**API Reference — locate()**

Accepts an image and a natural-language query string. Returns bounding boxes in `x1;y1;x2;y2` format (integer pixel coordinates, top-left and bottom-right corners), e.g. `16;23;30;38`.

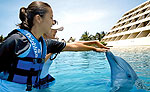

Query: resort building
102;1;150;46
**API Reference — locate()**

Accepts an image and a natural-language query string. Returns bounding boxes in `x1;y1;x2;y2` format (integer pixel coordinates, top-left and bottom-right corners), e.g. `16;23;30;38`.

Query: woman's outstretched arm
63;42;108;52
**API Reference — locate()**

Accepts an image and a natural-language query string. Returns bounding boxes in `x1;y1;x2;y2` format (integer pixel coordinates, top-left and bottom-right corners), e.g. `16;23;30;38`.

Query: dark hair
18;1;51;31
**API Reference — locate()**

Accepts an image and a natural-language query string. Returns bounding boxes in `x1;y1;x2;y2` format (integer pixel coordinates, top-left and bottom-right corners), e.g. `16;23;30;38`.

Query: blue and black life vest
6;29;47;91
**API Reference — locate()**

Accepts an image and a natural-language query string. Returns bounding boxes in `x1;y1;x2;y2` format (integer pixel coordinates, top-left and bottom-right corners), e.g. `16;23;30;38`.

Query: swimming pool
43;46;150;92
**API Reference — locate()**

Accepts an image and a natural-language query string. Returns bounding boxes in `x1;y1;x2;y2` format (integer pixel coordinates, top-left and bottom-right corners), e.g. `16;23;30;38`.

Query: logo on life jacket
26;33;39;58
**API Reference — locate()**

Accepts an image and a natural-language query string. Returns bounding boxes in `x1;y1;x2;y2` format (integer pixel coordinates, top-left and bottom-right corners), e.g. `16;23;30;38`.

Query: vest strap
13;68;41;76
26;68;34;91
17;57;45;64
7;68;41;81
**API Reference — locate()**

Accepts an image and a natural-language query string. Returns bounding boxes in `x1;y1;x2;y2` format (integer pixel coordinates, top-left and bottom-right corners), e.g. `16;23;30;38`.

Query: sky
0;0;147;41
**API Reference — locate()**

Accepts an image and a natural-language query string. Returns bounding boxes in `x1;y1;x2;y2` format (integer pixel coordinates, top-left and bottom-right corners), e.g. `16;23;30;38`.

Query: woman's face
44;29;57;39
40;7;53;34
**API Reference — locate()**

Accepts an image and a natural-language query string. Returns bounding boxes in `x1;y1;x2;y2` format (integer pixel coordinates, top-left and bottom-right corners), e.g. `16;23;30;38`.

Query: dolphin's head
105;51;138;91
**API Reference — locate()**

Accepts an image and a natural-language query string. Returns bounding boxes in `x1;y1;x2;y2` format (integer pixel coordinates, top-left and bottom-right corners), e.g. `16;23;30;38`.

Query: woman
0;1;109;92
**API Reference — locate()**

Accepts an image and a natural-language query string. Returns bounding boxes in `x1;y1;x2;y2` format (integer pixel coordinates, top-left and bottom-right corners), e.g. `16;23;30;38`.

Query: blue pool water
43;46;150;92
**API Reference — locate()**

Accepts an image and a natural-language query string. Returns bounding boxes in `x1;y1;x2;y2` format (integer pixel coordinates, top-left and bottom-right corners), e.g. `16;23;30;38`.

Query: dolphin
105;51;138;92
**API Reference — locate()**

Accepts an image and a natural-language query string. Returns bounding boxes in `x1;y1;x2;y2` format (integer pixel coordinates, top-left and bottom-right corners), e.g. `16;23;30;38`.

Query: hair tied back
19;7;27;22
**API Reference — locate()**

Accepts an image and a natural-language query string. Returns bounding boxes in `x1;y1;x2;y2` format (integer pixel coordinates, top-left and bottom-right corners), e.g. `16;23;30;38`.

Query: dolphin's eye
127;74;131;78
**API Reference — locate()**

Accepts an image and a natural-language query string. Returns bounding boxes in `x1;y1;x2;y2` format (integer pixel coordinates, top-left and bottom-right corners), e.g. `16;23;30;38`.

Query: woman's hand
76;41;110;50
95;48;109;52
45;53;53;62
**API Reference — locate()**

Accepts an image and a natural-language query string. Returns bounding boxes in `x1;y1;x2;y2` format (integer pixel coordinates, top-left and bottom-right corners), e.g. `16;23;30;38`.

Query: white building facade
102;1;150;46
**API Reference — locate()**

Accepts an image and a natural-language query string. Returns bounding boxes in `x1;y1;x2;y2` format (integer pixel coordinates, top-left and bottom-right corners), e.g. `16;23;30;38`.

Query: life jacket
6;29;47;91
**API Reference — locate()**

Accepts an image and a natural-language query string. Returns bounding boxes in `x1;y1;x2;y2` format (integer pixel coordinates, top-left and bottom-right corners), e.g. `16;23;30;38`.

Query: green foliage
100;41;107;46
79;31;106;41
79;31;91;41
